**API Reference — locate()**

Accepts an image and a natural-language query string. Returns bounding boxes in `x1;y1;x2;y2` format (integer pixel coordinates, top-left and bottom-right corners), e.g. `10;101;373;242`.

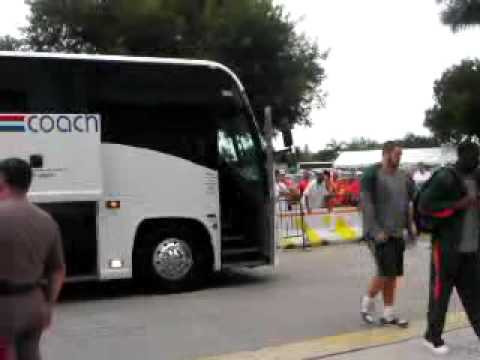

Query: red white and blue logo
0;114;99;134
0;114;25;132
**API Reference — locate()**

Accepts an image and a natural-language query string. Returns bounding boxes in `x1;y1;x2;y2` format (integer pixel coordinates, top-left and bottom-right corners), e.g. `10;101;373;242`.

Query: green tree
301;144;313;161
0;35;26;51
325;139;345;152
325;137;380;152
437;0;480;31
312;149;338;162
287;132;439;168
344;137;380;151
394;133;440;148
19;0;327;129
425;59;480;142
290;145;309;163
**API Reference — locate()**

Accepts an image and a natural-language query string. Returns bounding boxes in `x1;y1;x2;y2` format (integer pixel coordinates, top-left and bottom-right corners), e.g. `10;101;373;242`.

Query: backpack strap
362;163;382;204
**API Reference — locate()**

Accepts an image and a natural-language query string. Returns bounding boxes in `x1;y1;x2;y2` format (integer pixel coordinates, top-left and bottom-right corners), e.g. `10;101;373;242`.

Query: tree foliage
325;137;380;152
288;133;439;165
394;133;440;148
437;0;480;31
425;59;480;143
18;0;327;129
0;35;26;51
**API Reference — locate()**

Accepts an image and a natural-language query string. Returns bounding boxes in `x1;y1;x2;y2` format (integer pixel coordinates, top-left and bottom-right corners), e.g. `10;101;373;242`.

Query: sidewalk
199;312;472;360
317;328;479;360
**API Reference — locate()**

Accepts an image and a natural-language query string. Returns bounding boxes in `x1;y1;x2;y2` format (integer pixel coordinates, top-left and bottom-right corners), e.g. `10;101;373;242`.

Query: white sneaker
360;296;375;324
423;338;450;355
379;316;409;328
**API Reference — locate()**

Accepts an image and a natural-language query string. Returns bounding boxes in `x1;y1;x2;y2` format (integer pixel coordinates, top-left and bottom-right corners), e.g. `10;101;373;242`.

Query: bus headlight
109;259;124;269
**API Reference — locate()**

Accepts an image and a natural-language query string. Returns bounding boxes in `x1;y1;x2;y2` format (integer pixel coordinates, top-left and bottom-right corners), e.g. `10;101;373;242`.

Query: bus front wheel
136;229;209;291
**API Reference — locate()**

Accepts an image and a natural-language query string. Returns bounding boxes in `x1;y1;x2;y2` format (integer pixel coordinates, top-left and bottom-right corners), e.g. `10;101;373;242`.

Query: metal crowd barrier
276;197;307;249
276;198;363;248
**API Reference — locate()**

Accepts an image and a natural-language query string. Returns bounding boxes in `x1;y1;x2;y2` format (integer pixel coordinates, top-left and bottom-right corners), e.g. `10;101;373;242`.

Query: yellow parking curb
334;217;358;241
295;217;323;246
197;312;468;360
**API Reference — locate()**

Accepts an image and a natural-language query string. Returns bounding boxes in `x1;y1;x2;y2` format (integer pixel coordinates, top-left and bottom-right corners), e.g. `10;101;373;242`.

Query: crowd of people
275;162;438;214
274;168;361;213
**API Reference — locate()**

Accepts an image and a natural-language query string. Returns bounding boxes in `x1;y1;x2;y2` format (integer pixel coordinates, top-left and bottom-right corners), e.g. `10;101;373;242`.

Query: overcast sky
0;1;28;37
1;1;480;151
274;0;480;150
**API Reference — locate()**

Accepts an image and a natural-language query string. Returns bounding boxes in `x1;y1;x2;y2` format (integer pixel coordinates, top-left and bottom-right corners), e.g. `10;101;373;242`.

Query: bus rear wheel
136;229;209;291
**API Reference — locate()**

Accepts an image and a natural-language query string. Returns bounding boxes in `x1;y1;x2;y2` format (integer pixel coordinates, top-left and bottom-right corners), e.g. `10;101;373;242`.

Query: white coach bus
0;52;276;289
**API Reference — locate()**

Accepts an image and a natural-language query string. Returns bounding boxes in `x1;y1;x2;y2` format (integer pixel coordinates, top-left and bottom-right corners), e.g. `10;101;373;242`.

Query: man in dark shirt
0;158;65;360
419;142;480;355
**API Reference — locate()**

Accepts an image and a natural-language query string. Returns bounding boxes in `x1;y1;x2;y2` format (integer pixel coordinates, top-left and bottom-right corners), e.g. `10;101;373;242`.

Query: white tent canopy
334;147;457;169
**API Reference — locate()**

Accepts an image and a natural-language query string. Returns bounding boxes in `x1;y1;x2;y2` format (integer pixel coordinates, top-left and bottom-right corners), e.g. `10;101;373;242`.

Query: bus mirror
278;116;292;148
282;129;293;148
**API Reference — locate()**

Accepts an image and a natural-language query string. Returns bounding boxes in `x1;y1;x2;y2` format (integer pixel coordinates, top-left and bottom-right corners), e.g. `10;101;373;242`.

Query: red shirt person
298;171;312;195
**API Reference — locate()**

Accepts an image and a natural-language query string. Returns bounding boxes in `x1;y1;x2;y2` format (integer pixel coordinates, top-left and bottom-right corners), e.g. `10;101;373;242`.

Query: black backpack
413;167;464;234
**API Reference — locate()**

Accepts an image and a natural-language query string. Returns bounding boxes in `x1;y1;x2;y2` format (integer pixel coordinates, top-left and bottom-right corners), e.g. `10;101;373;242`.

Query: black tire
134;228;211;291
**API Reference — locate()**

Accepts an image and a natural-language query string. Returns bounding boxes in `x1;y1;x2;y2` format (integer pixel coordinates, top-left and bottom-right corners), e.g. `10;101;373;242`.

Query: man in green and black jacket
419;141;480;355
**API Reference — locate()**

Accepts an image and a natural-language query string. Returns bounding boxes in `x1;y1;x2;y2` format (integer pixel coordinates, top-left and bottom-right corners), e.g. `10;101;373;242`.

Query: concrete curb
198;312;468;360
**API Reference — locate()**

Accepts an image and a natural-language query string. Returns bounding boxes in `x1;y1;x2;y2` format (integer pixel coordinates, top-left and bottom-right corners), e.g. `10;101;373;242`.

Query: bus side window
0;91;27;112
219;130;238;164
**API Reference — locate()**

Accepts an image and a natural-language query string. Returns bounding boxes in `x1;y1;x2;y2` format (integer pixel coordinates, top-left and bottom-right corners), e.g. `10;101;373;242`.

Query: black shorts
371;237;405;277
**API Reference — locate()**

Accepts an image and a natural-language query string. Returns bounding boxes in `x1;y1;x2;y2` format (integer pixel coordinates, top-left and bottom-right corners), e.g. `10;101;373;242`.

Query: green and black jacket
418;167;480;271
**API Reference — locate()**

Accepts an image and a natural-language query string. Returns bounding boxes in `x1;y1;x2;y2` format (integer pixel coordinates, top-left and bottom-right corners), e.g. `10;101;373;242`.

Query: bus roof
0;51;245;92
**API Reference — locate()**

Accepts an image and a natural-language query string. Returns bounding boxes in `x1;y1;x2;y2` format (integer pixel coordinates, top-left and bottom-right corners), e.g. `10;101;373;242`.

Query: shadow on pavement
59;267;276;303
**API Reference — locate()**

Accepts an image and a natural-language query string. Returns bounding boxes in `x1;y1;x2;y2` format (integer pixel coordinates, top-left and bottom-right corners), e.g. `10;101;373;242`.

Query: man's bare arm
45;266;65;304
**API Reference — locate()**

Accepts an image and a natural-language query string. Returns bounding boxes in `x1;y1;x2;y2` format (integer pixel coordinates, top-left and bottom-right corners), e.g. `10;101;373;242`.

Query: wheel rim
152;238;194;281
